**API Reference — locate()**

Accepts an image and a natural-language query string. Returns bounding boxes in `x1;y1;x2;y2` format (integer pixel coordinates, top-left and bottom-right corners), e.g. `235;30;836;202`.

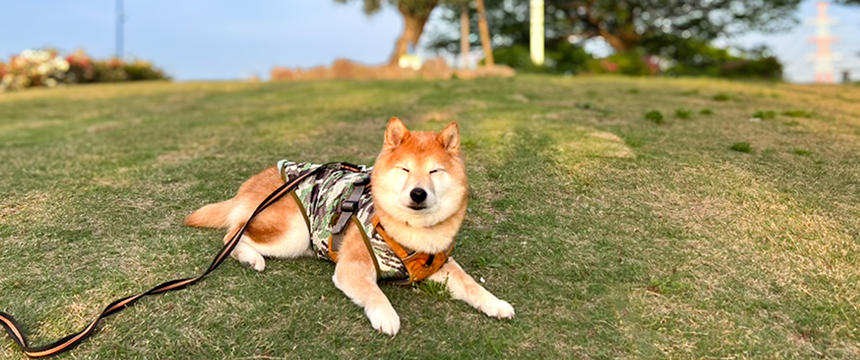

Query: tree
459;2;471;68
432;0;804;54
336;0;440;65
475;0;494;66
561;0;803;52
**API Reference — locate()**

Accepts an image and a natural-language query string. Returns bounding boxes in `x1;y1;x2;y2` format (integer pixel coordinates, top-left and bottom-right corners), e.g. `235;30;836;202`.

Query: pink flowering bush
1;49;69;91
1;49;169;92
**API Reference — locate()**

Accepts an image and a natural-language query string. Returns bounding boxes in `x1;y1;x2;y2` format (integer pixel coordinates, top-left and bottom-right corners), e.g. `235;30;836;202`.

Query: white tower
530;0;544;66
810;1;837;83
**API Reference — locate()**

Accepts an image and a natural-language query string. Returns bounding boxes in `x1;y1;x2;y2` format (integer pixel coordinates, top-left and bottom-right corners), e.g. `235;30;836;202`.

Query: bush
712;93;732;101
641;36;783;80
675;109;692;119
644;110;664;124
1;48;169;92
65;49;95;83
93;59;129;82
588;50;658;76
782;109;813;118
752;110;776;119
493;42;591;74
730;142;752;153
0;49;69;92
718;56;782;79
123;60;169;81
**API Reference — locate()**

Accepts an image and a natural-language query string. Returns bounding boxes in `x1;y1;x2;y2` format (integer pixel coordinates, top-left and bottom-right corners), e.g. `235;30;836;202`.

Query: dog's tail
184;200;233;229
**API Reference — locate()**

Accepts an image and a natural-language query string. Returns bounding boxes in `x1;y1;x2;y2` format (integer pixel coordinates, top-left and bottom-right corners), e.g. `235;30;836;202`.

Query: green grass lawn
1;76;858;359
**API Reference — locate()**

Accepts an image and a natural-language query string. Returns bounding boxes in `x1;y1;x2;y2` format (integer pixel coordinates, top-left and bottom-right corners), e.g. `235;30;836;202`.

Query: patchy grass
1;76;858;359
699;108;713;115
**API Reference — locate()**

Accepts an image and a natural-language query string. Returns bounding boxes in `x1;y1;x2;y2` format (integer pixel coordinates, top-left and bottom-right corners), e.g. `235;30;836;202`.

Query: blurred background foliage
427;0;814;78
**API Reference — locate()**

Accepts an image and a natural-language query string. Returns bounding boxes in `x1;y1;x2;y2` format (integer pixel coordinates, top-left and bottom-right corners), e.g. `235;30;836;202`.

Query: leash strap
0;162;359;358
329;175;369;253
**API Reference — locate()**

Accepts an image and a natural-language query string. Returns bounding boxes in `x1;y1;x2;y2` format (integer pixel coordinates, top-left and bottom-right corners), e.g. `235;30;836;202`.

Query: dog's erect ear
438;122;460;153
384;117;410;148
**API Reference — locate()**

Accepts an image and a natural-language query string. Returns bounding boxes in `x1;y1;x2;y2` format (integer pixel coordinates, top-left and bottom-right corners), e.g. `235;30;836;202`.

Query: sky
1;0;858;83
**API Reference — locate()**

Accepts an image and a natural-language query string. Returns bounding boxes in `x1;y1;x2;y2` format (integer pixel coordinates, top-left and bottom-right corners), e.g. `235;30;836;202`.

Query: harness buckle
341;200;358;212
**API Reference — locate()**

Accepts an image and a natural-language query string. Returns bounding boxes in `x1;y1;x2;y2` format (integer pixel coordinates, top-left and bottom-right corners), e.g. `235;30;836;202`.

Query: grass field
0;76;858;359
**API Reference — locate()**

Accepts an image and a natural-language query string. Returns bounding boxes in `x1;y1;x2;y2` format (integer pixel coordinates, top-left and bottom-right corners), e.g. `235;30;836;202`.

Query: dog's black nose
409;188;427;203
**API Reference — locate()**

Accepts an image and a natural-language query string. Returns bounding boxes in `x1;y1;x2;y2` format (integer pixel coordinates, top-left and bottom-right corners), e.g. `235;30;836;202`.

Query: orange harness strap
371;217;453;284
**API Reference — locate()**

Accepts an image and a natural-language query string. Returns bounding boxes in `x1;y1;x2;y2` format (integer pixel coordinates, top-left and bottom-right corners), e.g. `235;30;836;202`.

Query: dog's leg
427;257;515;319
331;230;400;335
224;230;266;272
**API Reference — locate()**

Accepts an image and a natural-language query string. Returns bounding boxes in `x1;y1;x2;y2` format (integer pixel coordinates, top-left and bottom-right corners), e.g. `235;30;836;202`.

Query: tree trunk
475;0;494;67
599;30;632;52
579;2;638;53
460;3;471;69
388;2;438;66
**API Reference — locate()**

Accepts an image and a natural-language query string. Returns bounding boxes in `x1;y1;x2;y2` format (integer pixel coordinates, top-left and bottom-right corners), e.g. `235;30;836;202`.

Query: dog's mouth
407;204;427;211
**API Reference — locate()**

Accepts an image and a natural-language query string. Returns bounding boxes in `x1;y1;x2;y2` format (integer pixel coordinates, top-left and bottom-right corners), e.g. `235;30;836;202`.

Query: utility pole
116;0;125;59
809;1;837;83
530;0;544;66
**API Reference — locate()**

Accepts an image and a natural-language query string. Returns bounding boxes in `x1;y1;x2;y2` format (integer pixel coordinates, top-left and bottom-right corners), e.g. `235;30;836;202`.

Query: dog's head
371;117;468;227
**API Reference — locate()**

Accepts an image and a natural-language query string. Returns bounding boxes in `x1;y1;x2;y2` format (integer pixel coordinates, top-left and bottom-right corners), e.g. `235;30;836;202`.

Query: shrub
0;49;69;92
1;48;169;92
719;56;782;79
644;110;664;124
730;142;752;153
643;36;783;80
675;109;692;119
65;49;96;83
492;42;591;74
712;93;731;101
700;108;713;115
588;50;658;76
782;109;813;118
93;58;129;82
123;60;169;81
752;110;776;119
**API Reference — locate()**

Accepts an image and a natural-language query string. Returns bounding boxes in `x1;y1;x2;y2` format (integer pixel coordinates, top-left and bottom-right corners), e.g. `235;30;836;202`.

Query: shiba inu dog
184;118;514;335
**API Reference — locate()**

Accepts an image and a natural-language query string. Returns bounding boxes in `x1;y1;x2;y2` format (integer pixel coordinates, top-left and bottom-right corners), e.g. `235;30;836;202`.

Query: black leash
0;162;361;358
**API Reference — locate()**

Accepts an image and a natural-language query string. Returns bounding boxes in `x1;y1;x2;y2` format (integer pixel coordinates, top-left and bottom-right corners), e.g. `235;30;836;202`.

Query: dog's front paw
480;298;515;319
365;304;400;336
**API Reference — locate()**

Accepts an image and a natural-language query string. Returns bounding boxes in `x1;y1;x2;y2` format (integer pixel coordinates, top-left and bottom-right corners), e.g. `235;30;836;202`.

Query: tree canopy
336;0;440;64
433;0;804;54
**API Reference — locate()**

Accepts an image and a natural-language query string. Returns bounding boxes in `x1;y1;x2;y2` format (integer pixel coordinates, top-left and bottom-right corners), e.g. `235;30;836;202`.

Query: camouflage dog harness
278;160;452;284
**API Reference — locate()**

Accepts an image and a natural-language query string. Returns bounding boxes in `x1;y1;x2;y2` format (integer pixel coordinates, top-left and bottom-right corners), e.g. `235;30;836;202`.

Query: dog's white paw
248;256;266;272
365;304;400;336
232;243;266;272
237;251;266;272
480;298;515;319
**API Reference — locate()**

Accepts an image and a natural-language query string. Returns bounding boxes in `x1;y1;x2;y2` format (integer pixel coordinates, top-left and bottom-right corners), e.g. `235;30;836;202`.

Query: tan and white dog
184;118;514;335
